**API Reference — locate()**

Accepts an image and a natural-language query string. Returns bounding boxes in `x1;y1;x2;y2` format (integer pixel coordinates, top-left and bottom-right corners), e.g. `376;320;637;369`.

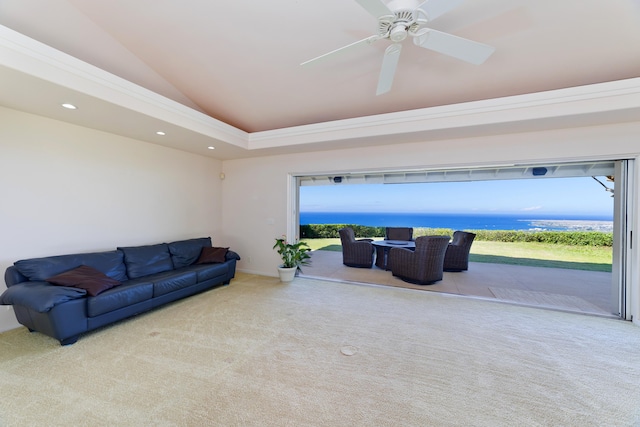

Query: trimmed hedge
299;224;613;247
299;224;383;239
467;230;612;246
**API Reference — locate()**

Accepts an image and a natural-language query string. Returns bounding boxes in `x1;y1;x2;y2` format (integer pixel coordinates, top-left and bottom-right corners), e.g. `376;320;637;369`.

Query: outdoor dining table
371;240;416;270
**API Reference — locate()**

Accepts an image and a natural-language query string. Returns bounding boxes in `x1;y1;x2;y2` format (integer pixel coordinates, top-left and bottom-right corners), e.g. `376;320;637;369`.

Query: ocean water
299;212;614;232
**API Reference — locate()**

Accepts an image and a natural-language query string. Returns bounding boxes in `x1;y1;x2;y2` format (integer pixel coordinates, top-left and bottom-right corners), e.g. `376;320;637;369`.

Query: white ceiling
1;0;640;160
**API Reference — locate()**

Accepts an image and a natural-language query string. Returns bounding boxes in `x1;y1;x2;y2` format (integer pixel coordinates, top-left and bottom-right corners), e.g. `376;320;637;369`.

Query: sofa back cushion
118;243;173;279
168;237;212;269
14;251;128;283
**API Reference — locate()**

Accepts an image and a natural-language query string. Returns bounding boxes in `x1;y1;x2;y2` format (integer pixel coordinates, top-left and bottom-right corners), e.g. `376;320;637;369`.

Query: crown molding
248;77;640;149
0;24;248;148
2;24;639;157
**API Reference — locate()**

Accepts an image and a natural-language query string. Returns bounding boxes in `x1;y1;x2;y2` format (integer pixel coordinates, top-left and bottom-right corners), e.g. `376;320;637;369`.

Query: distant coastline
527;219;613;232
299;212;614;232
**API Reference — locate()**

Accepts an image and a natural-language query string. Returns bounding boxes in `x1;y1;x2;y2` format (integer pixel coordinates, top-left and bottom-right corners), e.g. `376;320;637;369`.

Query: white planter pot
277;266;297;283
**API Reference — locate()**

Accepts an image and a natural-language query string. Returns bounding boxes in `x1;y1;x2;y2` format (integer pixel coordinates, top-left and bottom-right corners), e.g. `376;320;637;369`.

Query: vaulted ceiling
1;0;640;159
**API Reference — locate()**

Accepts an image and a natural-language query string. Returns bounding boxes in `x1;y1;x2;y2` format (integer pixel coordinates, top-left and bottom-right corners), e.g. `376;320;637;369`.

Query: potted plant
273;236;311;282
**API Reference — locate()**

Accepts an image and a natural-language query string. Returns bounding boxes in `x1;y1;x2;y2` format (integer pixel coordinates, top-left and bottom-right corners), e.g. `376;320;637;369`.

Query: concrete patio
300;250;617;317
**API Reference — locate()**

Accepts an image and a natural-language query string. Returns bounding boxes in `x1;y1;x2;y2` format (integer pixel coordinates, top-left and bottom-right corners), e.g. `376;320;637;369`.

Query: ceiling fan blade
301;35;380;66
354;0;393;19
417;0;465;21
414;29;495;64
376;43;402;96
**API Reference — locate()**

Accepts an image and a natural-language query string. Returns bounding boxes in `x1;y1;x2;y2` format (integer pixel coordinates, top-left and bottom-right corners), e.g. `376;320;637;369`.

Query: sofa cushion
145;270;198;297
196;247;229;264
168;237;212;269
118;243;173;279
87;281;154;317
14;251;128;282
46;265;122;297
189;263;230;282
0;281;87;313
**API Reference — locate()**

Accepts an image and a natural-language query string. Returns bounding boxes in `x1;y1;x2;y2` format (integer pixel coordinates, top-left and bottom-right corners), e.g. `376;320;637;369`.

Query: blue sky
300;177;614;216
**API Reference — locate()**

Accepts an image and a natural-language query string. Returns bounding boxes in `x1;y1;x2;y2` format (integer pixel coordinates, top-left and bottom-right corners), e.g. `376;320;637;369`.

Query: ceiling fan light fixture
389;24;408;42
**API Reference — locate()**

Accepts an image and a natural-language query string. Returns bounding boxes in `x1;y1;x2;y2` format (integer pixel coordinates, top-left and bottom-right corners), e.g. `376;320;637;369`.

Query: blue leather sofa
1;237;240;345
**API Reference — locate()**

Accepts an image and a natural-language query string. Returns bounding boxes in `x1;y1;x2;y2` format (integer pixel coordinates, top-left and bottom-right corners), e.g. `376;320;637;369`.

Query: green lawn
301;238;612;272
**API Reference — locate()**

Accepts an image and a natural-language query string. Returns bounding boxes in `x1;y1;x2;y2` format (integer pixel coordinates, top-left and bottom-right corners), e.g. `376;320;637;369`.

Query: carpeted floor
1;272;640;426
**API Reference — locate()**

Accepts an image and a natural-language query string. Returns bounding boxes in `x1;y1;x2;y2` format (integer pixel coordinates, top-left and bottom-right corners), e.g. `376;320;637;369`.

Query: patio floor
300;250;617;317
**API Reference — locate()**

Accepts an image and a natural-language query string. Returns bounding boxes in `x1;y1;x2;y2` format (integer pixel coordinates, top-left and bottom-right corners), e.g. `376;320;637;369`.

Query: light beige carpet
1;272;640;426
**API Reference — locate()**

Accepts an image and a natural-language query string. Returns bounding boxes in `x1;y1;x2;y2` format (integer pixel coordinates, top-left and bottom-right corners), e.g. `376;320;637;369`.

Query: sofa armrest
0;281;87;313
226;250;241;261
5;266;28;287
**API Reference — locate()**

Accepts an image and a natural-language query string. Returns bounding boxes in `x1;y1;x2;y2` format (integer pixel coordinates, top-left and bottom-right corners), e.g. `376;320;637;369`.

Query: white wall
2;106;639;331
221;120;640;323
0;106;223;332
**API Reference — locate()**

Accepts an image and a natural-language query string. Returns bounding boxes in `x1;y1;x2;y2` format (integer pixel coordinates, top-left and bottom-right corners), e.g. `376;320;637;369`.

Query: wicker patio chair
385;227;414;241
338;227;375;268
388;235;450;285
443;231;476;272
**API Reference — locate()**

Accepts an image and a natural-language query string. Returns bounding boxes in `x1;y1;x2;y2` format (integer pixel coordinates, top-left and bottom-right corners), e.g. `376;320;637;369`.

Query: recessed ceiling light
156;131;166;136
207;146;215;150
61;103;77;110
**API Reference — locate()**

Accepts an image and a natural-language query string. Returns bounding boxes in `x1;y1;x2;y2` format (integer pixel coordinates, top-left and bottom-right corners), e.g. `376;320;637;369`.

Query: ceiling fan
301;0;496;95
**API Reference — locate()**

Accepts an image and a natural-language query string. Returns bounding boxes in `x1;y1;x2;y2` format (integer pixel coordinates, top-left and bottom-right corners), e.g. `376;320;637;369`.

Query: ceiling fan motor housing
378;9;422;40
